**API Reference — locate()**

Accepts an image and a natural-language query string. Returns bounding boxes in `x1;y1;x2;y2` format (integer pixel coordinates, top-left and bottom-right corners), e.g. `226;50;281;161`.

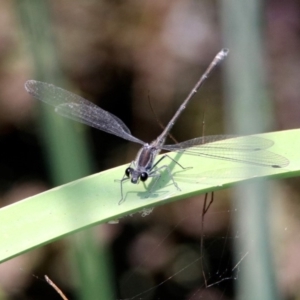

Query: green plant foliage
1;129;299;263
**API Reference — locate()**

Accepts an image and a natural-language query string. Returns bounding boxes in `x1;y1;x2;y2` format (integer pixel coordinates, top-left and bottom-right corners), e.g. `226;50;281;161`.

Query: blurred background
0;0;300;299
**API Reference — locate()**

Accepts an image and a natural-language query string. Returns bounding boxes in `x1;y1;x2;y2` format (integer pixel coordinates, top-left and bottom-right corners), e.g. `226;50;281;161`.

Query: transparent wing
25;80;145;145
163;135;289;168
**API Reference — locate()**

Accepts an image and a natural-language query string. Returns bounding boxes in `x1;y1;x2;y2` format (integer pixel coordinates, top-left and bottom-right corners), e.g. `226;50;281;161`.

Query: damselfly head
125;168;148;184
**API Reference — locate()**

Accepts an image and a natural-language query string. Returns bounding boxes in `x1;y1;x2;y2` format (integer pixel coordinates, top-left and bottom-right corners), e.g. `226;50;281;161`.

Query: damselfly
25;49;288;204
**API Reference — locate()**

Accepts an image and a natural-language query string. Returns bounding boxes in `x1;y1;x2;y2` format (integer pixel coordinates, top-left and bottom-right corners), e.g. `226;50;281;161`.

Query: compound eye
140;172;148;182
125;168;132;178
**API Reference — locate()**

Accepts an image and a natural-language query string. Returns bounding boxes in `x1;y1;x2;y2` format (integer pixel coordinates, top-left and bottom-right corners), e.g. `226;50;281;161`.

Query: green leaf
1;129;299;263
